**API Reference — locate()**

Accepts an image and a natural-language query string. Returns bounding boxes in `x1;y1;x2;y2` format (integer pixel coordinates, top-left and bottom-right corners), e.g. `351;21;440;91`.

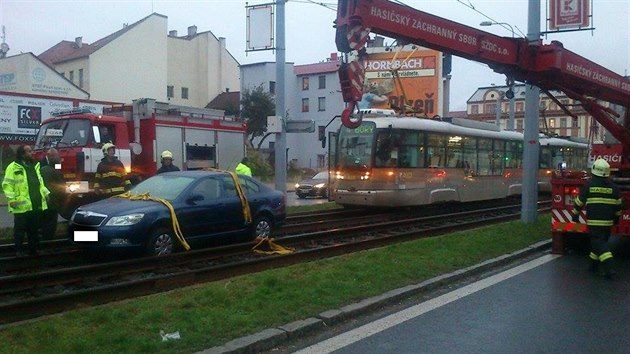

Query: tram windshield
337;122;376;168
35;119;91;149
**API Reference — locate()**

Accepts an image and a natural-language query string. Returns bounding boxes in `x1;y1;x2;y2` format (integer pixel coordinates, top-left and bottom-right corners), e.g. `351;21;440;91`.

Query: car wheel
146;227;174;256
297;193;307;199
252;216;273;240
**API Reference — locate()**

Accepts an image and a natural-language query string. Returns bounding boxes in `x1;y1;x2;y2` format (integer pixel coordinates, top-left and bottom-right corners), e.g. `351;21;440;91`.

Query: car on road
294;171;330;199
69;171;286;256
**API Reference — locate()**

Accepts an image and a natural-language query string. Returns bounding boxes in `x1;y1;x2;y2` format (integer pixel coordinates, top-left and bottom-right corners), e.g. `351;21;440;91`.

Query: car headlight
314;183;325;188
105;213;145;226
295;183;300;188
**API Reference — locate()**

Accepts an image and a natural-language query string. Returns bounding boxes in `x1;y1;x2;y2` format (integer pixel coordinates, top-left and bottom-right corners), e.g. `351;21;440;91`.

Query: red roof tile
294;60;340;76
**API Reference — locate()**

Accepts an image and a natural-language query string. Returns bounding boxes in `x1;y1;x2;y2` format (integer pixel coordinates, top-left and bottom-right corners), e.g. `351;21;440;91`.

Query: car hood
77;197;168;216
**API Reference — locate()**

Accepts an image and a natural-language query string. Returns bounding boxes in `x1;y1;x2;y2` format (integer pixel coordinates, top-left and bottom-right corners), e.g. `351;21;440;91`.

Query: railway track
0;202;550;325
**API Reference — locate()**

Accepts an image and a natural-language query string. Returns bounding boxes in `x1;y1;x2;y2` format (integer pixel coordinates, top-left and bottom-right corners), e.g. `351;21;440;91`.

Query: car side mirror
187;194;204;204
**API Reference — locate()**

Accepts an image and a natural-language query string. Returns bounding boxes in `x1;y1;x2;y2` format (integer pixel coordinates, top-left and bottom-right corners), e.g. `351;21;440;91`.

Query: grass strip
0;215;550;354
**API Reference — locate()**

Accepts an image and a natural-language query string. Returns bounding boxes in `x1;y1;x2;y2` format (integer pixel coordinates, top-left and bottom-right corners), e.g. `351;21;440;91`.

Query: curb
198;240;552;354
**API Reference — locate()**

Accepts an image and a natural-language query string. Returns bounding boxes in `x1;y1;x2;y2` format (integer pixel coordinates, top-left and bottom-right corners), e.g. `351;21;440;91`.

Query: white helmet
102;142;116;155
591;158;611;177
161;150;173;159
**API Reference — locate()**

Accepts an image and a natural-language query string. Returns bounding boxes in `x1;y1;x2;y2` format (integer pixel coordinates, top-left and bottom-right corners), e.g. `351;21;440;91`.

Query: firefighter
572;158;623;278
235;157;252;176
2;145;50;257
157;150;180;174
95;143;130;196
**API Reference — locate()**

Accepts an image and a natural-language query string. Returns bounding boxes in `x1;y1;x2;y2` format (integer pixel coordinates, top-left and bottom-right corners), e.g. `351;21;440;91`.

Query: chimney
330;52;338;61
225;88;230;93
168;30;178;37
75;37;83;48
187;25;197;36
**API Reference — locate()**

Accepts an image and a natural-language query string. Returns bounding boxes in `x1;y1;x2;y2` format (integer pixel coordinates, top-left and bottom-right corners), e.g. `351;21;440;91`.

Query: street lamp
479;21;515;38
480;21;517;130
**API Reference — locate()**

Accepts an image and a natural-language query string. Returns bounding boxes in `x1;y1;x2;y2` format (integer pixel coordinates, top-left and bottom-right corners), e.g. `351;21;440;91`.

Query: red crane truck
333;0;630;251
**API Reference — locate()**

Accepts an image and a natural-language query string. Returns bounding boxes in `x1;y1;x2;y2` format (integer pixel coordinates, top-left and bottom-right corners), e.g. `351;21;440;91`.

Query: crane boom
335;0;630;149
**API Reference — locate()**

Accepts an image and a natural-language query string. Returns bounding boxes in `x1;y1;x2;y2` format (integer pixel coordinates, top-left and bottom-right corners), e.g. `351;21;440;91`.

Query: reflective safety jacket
572;176;623;227
94;157;131;195
235;163;252;176
2;160;50;214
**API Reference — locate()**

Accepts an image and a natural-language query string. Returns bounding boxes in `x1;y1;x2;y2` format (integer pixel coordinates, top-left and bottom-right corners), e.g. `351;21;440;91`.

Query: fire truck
333;0;630;252
34;98;247;218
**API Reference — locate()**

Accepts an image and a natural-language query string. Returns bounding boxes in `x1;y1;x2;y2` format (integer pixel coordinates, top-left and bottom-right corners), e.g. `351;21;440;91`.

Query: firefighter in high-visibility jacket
94;143;131;196
572;158;623;278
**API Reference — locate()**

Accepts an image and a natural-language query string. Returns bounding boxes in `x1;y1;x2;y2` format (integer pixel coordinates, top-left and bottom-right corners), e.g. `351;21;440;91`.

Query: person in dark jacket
94;143;130;196
2;145;50;256
40;148;66;240
156;150;180;174
572;158;623;278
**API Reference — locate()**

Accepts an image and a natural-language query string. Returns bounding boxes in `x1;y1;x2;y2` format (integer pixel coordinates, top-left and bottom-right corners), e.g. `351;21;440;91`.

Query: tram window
540;147;552;168
505;141;522;168
463;149;477;176
427;134;447;168
492;140;505;175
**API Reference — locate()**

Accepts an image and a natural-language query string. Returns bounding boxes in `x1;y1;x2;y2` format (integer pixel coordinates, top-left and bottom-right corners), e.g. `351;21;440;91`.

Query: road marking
294;254;559;354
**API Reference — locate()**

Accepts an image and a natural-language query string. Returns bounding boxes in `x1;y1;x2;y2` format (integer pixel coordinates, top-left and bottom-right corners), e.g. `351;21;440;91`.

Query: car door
217;174;249;234
176;176;225;242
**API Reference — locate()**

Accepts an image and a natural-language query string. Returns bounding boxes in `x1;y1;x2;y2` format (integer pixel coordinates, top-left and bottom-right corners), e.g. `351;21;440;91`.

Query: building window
69;70;74;82
167;85;174;98
318;75;326;89
269;81;276;94
572;118;579;128
182;87;189;99
302;77;309;90
470;105;479;114
560;118;567;128
302;98;309;112
317;154;326;169
517;119;523;130
516;102;524;112
548;118;555;128
484;103;496;114
78;69;84;87
318;97;326;111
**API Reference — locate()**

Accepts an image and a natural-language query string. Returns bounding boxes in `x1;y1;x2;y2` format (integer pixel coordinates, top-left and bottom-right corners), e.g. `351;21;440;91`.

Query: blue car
69;171;286;256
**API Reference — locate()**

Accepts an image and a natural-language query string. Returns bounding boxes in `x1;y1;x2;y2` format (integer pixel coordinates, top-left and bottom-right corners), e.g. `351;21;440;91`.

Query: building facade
466;84;605;142
38;13;240;108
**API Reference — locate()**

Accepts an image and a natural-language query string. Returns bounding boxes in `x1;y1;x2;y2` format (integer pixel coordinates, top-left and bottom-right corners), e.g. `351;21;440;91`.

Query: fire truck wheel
146;227;174;256
252;216;273;240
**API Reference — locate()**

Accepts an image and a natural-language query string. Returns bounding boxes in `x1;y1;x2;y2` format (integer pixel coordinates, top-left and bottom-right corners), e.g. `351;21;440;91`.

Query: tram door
328;131;338;201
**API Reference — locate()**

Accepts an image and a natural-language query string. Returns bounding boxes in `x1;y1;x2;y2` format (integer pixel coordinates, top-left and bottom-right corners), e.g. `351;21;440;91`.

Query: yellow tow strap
114;192;191;251
252;236;295;255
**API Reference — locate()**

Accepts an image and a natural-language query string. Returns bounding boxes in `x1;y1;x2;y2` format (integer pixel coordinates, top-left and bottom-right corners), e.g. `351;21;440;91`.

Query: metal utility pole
274;0;287;192
521;0;541;223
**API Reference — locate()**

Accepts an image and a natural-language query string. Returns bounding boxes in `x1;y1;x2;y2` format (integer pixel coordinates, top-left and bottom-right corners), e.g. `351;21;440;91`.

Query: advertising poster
361;49;441;117
0;93;109;144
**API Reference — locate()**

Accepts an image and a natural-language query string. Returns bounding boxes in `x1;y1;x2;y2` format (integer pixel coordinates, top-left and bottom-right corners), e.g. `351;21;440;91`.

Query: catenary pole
521;0;541;223
274;0;287;192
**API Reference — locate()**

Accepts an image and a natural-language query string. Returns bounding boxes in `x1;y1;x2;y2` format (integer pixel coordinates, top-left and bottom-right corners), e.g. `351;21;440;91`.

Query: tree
240;84;275;148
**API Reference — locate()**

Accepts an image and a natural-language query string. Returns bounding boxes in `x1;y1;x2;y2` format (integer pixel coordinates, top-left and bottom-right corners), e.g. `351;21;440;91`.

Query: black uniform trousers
589;226;612;258
41;208;59;240
14;209;43;255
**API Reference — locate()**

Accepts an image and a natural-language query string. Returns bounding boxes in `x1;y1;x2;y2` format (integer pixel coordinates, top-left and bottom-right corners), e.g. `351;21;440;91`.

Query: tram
332;110;589;207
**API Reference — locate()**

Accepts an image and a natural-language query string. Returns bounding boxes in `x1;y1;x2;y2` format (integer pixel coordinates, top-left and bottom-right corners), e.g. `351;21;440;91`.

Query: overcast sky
1;0;629;111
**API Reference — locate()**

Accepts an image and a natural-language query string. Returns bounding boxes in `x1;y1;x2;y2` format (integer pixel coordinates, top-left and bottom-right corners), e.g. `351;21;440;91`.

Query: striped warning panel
551;208;588;233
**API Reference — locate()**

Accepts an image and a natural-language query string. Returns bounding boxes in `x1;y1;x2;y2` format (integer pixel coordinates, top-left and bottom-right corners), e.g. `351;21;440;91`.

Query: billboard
361;48;441;117
550;0;590;30
0;92;110;144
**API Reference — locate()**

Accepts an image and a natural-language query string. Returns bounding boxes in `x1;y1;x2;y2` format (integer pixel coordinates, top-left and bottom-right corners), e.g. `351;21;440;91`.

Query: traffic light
318;126;326;148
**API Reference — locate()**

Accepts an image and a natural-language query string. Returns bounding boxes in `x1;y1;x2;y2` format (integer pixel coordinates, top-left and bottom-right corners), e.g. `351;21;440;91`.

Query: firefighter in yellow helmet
94;143;130;196
572;158;623;278
157;150;180;174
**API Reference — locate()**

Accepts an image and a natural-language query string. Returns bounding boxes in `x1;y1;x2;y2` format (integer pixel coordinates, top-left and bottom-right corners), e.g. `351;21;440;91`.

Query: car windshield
130;175;196;200
312;171;328;180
